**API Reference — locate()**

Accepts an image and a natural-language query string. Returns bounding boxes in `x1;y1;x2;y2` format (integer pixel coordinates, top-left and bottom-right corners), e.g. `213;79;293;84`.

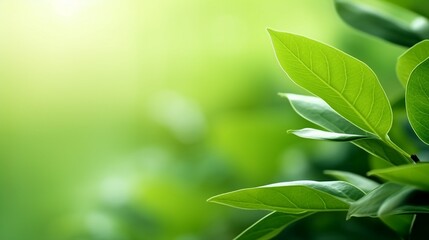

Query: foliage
209;1;429;239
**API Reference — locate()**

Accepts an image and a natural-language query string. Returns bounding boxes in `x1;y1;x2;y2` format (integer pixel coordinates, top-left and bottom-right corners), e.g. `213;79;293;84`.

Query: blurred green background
0;0;407;239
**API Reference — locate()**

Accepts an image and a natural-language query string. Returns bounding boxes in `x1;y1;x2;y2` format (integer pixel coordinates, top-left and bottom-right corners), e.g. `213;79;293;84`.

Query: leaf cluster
209;1;429;239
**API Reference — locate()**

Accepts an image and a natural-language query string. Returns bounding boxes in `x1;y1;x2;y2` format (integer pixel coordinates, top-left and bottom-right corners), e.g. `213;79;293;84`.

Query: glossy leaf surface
406;58;429;145
378;187;429;216
324;170;379;193
288;128;372;141
397;40;429;86
335;0;429;47
369;163;429;190
349;183;429;218
270;30;392;137
351;139;410;166
235;212;313;240
283;94;411;165
348;183;404;218
348;183;417;237
208;181;365;213
283;93;366;134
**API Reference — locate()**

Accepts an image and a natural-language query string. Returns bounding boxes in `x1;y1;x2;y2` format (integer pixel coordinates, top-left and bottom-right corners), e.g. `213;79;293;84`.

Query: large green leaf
369;163;429;190
335;0;429;47
406;58;429;145
324;170;379;193
288;128;373;141
269;30;392;138
208;181;365;213
234;212;313;240
397;40;429;86
283;94;411;165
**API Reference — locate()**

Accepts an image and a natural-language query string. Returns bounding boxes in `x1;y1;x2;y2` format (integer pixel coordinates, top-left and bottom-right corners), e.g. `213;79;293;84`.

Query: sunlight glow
53;0;86;17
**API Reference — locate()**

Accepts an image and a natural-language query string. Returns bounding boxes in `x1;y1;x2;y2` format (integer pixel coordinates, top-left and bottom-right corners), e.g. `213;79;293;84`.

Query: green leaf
283;93;367;134
383;0;429;20
288;128;372;141
347;183;404;218
378;187;429;216
234;212;313;240
380;215;416;238
334;0;429;47
349;183;429;218
406;57;429;145
351;139;410;166
324;170;379;193
282;93;411;165
269;30;392;138
369;163;429;190
397;40;429;86
348;183;417;237
208;181;365;213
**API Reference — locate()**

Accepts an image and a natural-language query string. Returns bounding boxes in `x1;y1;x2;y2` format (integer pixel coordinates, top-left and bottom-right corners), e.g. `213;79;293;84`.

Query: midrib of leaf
216;198;348;212
210;186;352;212
273;34;383;138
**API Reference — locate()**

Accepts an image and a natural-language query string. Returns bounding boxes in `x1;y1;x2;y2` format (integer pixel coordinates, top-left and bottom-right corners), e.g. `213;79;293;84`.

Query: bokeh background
0;0;410;239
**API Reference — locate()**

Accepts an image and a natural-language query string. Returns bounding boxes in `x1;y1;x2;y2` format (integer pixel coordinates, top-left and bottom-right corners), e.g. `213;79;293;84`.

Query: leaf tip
346;208;356;220
366;170;375;176
278;93;301;103
206;195;218;203
345;214;353;221
267;28;281;39
266;28;275;34
277;92;288;98
207;193;230;205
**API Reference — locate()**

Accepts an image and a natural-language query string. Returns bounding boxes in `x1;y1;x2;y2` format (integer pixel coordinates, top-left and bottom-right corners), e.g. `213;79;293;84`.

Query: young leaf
368;163;429;190
406;57;429;145
347;183;404;219
208;181;365;213
282;93;411;165
324;170;379;193
349;183;429;218
288;128;372;141
351;139;410;166
269;30;392;138
234;212;313;240
335;0;429;47
378;187;429;216
282;93;367;134
397;40;429;86
348;183;417;237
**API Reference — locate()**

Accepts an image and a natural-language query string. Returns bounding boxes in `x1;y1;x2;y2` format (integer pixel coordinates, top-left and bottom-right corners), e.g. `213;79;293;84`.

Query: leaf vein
273;34;381;136
365;84;375;119
340;58;347;94
323;51;330;85
353;69;365;105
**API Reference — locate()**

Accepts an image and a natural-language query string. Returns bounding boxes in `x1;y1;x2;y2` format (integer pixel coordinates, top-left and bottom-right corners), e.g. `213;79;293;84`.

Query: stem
384;135;415;164
411;154;420;163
